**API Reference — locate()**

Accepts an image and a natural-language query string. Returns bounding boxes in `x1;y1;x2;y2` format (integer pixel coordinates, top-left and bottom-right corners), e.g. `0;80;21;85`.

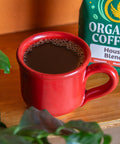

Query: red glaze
17;31;119;116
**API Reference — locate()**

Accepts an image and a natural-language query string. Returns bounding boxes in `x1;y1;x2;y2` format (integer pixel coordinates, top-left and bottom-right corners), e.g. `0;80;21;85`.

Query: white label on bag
90;44;120;62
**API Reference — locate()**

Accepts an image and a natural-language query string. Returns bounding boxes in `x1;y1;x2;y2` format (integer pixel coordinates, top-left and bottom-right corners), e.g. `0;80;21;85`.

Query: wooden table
0;24;120;129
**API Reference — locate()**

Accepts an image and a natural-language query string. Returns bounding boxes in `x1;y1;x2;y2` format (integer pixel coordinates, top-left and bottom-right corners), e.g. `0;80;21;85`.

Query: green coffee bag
79;0;120;75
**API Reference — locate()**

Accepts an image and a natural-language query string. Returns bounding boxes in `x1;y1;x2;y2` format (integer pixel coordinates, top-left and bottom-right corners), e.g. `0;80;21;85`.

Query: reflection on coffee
24;39;85;74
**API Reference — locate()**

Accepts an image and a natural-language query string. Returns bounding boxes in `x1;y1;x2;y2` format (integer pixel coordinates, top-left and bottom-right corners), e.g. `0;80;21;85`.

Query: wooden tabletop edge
99;119;120;129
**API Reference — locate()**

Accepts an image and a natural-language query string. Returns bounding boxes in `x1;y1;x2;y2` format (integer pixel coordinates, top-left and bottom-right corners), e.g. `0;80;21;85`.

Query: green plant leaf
63;132;103;144
37;137;50;144
0;50;10;73
64;120;103;134
16;129;52;144
0;134;32;144
103;134;112;144
0;107;111;144
0;126;17;135
14;107;64;134
16;129;50;139
57;120;111;144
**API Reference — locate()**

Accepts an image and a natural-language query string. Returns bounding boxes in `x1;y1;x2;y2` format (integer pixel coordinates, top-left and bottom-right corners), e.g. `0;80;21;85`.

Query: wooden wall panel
37;0;82;27
0;0;82;34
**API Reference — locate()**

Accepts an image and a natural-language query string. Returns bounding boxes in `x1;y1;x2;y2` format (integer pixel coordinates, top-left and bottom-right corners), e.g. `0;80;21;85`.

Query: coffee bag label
79;0;120;74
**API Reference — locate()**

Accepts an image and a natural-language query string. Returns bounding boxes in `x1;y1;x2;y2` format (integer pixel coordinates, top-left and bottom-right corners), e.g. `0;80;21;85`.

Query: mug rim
17;31;91;79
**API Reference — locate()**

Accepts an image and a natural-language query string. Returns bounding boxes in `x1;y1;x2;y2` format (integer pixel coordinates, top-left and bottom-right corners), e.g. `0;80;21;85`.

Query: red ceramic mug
17;31;119;116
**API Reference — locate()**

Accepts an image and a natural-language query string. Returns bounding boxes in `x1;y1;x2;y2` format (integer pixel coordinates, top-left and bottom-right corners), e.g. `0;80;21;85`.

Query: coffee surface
24;39;84;74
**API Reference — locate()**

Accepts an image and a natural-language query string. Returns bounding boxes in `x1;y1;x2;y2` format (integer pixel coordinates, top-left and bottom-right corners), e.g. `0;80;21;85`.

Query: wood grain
0;23;120;128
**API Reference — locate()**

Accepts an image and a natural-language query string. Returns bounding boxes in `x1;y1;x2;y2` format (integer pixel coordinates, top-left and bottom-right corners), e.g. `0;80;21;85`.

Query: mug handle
82;63;119;106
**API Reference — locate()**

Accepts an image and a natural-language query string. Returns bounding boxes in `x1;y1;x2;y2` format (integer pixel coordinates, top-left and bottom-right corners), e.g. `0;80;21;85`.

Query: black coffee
24;39;84;74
